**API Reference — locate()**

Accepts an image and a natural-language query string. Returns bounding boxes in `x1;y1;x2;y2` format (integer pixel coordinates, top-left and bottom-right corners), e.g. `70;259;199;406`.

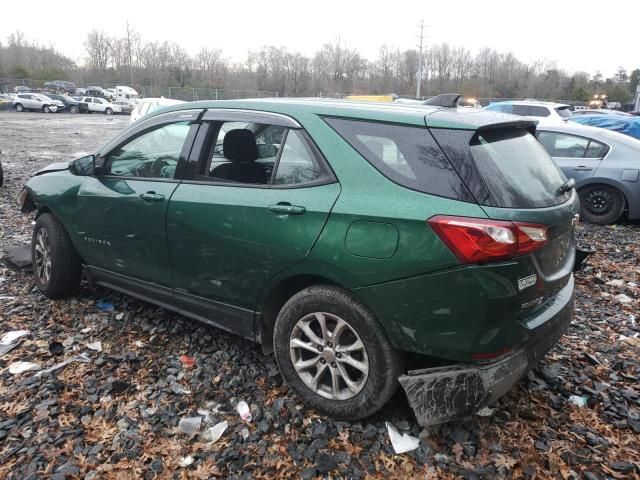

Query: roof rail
422;93;461;108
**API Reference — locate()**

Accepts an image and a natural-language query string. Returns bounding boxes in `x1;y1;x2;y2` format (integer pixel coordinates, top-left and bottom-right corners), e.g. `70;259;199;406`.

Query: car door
93;98;106;112
82;98;93;111
166;110;340;337
22;94;38;110
71;110;201;292
537;130;608;184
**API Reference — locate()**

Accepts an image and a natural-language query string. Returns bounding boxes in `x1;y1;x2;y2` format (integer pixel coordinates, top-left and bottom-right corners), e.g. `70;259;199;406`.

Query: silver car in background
12;93;65;113
536;122;640;224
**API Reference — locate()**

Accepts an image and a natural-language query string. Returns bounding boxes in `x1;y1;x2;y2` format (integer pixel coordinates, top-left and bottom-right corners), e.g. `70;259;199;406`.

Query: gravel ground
0;112;639;479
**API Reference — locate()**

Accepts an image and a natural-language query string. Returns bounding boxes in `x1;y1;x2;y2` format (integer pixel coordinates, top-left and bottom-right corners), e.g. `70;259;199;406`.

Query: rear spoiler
477;120;538;135
423;93;461;108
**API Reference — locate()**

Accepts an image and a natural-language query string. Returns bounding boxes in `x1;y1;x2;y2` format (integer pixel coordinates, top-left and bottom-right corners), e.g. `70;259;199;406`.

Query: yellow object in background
345;95;395;103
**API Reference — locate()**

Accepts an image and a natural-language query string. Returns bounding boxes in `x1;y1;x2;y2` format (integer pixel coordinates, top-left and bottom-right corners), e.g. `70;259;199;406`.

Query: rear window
469;129;570;208
324;117;474;201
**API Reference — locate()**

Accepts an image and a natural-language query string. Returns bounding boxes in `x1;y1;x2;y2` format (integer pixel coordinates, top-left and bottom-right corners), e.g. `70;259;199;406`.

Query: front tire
15;103;24;112
32;213;82;299
43;105;51;113
579;184;625;224
274;285;402;421
105;108;113;115
69;105;79;114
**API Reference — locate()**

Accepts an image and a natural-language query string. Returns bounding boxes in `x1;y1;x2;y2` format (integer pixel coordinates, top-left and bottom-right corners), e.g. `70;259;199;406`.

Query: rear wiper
557;178;575;195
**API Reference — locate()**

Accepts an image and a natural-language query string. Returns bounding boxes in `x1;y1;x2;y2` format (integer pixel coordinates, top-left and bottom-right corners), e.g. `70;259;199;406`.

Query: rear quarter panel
589;145;640;219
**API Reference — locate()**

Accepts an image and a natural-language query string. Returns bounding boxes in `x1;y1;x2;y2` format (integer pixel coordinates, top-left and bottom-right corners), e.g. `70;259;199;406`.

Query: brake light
427;215;548;264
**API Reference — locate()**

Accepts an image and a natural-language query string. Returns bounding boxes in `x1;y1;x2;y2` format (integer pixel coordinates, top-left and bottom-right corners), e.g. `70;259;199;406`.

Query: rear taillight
427;215;548;264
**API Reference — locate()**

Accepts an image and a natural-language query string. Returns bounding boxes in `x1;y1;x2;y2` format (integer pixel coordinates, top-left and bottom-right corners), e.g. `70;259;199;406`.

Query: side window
537;132;588;158
205;122;281;185
512;105;530;116
273;130;327;185
255;125;287;162
585;139;608;158
528;106;551;117
105;122;191;179
324;117;474;201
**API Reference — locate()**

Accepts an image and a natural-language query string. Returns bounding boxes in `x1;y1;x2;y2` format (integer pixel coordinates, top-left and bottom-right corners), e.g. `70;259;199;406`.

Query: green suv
19;98;578;425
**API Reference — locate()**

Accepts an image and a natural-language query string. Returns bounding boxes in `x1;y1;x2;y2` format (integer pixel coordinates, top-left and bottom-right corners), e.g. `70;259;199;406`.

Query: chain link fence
0;78;278;100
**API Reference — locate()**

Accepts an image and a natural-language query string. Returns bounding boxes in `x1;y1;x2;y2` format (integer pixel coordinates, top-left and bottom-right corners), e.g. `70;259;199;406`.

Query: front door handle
268;203;306;215
139;192;165;202
573;166;593;171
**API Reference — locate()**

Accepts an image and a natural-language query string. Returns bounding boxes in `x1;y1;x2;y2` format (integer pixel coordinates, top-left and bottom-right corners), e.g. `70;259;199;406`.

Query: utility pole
416;19;425;99
126;21;134;86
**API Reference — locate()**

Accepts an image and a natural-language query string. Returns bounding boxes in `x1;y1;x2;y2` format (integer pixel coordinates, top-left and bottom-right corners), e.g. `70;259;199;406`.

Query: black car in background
44;80;76;94
45;93;88;113
85;86;109;98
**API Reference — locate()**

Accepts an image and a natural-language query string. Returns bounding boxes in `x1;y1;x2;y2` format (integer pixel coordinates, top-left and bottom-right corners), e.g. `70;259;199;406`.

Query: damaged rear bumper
399;276;573;426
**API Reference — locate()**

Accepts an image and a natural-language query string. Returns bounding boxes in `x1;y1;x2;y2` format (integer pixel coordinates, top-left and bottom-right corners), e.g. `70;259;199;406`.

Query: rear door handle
573;166;593;171
268;203;306;215
139;192;165;202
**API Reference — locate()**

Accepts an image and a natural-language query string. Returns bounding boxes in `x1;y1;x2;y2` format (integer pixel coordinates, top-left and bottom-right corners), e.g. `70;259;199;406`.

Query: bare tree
84;30;111;73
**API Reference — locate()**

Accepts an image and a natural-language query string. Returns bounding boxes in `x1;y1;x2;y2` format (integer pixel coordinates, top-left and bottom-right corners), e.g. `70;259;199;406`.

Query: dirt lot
0;112;639;479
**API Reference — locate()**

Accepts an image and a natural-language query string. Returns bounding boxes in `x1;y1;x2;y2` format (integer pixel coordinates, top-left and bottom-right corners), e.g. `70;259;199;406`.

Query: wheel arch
256;273;343;354
577;179;630;211
32;205;86;263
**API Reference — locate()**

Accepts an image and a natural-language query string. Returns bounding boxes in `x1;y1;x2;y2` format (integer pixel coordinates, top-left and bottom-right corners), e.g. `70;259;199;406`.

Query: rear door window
273;130;327;185
512;105;530;116
527;106;551;117
323;117;474;201
537;131;609;158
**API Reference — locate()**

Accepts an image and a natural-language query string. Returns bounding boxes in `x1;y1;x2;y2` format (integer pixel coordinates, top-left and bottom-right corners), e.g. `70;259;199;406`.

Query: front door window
105;122;191;179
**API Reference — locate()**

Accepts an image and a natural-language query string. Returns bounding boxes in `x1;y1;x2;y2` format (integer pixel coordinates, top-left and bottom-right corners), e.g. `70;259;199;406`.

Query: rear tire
274;285;402;421
15;103;24;112
105;108;113;115
69;105;79;114
579;184;625;224
31;213;82;299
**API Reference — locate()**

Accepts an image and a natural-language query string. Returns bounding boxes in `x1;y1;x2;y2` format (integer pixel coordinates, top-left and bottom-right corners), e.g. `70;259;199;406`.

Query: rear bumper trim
399;279;573;426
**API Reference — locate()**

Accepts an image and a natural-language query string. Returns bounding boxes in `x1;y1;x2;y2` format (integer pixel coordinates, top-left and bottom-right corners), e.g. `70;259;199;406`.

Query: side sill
85;266;257;342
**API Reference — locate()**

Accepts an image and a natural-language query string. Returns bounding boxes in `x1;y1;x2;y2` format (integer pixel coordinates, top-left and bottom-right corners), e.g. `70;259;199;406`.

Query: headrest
223;129;258;162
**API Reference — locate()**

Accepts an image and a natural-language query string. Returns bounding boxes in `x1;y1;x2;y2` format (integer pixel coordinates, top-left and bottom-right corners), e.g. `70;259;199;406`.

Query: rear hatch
428;120;578;317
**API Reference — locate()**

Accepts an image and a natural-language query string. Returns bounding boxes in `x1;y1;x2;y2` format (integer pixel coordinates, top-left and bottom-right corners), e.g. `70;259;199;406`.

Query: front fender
19;187;37;213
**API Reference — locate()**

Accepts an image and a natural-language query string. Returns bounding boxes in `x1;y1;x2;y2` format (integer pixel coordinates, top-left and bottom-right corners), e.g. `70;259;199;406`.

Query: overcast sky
4;0;638;77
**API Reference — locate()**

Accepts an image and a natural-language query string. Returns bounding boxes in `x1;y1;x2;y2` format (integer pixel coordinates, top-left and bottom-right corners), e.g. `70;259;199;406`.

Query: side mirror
69;155;96;176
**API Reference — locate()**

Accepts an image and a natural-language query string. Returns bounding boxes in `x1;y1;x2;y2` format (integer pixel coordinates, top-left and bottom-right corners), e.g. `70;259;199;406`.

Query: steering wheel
149;155;175;177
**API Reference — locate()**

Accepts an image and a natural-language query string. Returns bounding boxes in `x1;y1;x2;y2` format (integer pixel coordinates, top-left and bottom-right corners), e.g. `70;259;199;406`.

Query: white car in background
12;93;65;113
130;97;185;123
484;100;572;123
80;97;122;115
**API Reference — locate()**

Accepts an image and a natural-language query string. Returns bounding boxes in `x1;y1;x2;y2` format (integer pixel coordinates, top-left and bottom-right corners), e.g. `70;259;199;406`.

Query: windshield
468;128;570;208
556;107;572;119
